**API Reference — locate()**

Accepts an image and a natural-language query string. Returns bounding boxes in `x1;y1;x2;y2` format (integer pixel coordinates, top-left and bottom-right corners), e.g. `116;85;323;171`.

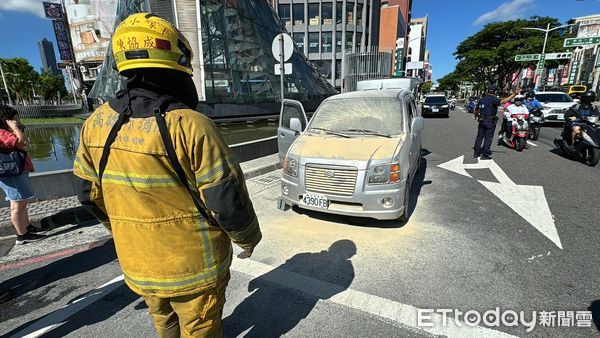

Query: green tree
421;81;433;94
39;72;68;101
0;58;39;104
453;16;575;91
438;71;463;93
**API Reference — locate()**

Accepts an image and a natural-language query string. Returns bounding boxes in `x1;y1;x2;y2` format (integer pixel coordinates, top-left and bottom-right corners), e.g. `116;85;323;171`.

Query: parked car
536;92;577;123
422;94;450;117
277;90;424;222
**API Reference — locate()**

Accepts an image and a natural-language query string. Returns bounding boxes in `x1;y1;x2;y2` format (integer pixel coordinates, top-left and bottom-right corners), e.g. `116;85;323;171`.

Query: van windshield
309;97;404;136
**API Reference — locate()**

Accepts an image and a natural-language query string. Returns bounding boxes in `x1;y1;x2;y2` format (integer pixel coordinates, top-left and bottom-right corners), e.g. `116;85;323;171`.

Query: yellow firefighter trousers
144;279;228;338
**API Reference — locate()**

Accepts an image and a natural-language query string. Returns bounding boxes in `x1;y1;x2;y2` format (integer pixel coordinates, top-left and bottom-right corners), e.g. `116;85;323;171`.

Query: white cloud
0;0;48;19
474;0;535;25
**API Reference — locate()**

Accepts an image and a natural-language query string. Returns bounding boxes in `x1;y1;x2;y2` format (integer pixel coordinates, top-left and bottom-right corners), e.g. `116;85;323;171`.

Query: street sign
274;63;292;75
535;55;545;75
568;61;580;84
515;54;540;62
394;47;404;77
406;61;424;70
43;2;63;19
57;63;68;69
545;52;572;60
271;33;294;63
564;36;600;47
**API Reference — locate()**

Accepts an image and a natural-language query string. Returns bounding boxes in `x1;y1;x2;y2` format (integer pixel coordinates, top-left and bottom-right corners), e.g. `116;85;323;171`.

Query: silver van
277;90;424;221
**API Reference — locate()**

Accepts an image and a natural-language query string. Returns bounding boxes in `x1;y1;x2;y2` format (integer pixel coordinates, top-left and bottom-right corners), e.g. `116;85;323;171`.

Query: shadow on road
39;284;143;338
223;240;356;338
590;300;600;332
38;206;99;237
0;239;117;324
291;150;431;229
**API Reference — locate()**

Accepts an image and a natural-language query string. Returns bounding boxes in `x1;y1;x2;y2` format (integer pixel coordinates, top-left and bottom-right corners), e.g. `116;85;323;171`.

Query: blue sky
0;0;598;79
411;0;600;81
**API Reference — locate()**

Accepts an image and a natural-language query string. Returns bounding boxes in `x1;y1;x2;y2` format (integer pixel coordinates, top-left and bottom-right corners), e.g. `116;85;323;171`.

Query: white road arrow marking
438;156;562;249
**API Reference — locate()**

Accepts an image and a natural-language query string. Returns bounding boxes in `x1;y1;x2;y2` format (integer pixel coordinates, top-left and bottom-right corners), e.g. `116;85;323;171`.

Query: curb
0;155;281;236
244;162;282;180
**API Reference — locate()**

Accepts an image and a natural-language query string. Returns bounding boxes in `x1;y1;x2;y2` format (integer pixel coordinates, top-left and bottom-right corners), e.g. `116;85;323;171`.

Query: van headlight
423;105;430;109
368;163;401;184
283;156;298;178
442;105;449;108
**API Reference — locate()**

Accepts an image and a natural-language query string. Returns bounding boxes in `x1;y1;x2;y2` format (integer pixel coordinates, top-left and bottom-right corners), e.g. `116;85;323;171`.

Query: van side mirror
411;117;424;132
290;117;303;133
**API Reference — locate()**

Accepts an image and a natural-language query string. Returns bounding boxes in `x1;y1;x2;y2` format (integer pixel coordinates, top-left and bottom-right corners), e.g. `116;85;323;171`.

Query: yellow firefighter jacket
73;100;261;297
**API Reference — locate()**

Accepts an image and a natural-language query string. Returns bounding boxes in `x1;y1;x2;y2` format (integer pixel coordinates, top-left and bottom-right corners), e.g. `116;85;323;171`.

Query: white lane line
14;257;516;338
231;258;516;337
14;275;125;338
527;141;538;147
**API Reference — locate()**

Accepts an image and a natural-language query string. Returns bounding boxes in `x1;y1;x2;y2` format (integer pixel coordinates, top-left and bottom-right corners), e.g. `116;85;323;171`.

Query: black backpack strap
98;106;130;182
153;96;218;226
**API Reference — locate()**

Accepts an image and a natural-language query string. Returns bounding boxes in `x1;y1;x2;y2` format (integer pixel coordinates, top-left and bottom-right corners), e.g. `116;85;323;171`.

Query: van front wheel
397;179;411;223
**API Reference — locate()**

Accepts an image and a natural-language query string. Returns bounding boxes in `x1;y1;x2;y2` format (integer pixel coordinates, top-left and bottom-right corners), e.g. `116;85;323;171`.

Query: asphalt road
0;106;598;337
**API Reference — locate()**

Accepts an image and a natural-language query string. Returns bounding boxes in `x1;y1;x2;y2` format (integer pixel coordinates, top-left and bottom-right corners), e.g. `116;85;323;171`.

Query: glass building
90;0;338;119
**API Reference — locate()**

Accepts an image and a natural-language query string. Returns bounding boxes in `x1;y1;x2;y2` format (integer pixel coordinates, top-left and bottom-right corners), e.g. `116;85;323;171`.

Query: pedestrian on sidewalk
73;13;261;337
473;85;518;160
0;105;45;244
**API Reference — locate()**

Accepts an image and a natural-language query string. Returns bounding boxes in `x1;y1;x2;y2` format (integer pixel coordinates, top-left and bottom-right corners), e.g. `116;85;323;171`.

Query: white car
536;92;577;123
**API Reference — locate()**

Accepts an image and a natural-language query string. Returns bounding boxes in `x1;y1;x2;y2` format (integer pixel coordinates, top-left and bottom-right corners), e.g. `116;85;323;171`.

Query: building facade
90;0;337;119
38;38;60;75
378;0;411;77
569;14;600;94
272;0;381;89
407;15;427;79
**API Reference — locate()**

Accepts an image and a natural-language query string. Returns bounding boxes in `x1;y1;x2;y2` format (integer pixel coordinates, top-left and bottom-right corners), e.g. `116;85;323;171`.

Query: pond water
27;121;278;172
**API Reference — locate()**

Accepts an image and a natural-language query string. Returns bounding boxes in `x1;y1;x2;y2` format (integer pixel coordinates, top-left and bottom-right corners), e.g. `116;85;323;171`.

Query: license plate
432;107;439;112
302;193;329;209
556;114;564;120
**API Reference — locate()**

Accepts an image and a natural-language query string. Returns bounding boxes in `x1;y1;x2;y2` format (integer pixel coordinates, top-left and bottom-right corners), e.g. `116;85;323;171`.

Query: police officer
74;13;261;337
473;85;518;160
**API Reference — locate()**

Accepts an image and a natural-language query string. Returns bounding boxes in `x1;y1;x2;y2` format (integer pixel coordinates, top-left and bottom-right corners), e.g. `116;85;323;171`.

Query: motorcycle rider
468;97;476;114
524;90;543;112
449;95;457;109
564;90;600;149
503;94;529;137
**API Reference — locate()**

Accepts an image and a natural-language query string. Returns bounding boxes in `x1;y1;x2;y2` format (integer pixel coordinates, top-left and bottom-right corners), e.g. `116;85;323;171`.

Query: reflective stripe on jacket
74;102;261;297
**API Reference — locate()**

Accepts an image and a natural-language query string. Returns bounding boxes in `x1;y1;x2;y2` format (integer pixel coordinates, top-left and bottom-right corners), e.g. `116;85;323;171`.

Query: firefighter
73;13;261;337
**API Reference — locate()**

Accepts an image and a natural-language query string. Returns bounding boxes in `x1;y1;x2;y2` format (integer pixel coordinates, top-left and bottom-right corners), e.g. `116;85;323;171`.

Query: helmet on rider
514;94;525;106
526;90;536;100
580;90;596;105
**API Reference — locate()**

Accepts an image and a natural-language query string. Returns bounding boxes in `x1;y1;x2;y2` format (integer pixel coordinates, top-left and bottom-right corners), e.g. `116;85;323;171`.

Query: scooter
450;101;456;110
528;108;544;141
501;111;530;152
554;115;600;167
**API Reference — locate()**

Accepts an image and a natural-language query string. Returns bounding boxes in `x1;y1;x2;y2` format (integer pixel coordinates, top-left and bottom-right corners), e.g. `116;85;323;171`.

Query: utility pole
523;23;575;91
0;61;13;106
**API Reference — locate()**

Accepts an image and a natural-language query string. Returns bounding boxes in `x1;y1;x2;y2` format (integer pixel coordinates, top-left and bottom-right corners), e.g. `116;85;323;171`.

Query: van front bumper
280;176;406;221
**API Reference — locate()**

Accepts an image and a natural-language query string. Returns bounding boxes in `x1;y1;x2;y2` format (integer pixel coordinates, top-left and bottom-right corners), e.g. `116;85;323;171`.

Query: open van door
278;99;308;163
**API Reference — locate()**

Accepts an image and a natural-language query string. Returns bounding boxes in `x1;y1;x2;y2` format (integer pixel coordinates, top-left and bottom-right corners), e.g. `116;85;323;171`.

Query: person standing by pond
0;106;45;244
